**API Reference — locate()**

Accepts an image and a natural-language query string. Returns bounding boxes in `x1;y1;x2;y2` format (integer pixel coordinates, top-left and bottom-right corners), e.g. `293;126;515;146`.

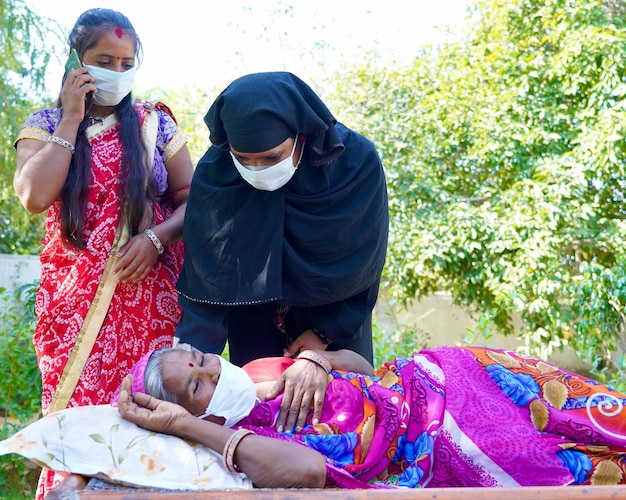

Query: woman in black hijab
176;72;388;390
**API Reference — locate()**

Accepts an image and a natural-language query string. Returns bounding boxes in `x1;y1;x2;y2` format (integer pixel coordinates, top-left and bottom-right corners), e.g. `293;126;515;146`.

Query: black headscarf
205;72;344;164
177;72;388;307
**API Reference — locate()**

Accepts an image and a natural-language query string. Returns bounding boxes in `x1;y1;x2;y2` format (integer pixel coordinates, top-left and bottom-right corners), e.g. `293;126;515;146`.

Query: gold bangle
223;429;255;473
144;228;164;254
46;135;75;154
297;350;331;374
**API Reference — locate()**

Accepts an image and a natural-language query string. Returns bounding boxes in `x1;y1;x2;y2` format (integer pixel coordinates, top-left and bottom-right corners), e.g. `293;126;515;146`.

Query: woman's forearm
148;201;186;246
175;416;326;488
235;434;326;488
320;349;374;375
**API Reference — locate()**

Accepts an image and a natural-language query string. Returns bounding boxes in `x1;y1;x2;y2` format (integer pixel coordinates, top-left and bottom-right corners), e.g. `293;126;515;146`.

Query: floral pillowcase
0;404;252;491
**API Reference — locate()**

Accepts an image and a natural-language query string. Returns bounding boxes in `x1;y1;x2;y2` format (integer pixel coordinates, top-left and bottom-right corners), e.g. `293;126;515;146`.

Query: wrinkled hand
113;232;160;282
265;358;329;433
117;375;189;435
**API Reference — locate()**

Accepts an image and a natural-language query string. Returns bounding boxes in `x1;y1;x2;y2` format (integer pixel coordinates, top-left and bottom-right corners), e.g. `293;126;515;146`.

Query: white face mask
197;356;257;428
230;136;303;191
86;65;136;106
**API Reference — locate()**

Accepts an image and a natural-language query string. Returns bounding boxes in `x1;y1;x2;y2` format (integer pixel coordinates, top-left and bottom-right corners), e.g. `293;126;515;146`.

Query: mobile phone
65;49;82;73
64;49;94;115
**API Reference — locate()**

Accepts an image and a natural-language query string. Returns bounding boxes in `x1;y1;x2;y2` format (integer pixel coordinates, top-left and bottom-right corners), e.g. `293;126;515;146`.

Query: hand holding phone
64;49;94;115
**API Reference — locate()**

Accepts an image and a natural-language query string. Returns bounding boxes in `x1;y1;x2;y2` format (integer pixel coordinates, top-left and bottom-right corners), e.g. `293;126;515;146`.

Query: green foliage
0;185;44;255
0;281;41;498
0;0;51;165
0;0;63;255
0;281;40;424
328;0;626;389
0;0;59;169
568;256;626;389
0;456;39;500
373;296;430;367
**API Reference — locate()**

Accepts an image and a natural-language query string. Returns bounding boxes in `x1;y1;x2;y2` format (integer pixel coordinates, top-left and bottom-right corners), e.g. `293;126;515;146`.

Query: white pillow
0;405;252;491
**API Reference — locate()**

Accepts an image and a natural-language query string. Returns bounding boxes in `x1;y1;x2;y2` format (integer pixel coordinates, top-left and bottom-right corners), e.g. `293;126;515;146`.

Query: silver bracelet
144;228;164;254
46;135;75;154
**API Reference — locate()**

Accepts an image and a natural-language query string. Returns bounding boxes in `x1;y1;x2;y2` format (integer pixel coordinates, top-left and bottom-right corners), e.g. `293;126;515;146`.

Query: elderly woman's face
160;349;221;416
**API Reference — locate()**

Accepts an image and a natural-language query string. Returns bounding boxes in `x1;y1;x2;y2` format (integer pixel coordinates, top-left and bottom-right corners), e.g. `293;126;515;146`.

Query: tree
0;0;63;254
328;0;626;388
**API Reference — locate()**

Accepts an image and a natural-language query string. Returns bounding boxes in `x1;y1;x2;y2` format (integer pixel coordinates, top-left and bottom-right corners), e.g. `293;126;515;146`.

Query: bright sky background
25;0;471;98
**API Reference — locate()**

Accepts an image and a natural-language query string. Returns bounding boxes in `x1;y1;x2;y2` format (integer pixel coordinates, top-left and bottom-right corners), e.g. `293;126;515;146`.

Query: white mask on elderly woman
197;356;257;428
230;136;303;191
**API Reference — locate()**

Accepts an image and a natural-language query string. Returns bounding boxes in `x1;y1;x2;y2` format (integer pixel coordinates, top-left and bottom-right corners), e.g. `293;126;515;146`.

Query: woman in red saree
13;8;194;498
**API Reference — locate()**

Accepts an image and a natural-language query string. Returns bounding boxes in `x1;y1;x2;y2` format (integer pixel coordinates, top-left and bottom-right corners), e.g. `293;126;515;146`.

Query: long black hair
58;8;150;248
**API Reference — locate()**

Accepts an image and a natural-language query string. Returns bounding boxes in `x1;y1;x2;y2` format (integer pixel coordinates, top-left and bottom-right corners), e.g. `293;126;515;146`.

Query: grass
0;456;40;499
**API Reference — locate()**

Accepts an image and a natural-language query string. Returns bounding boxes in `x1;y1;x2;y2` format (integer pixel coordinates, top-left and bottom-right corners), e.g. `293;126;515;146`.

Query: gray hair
143;347;184;403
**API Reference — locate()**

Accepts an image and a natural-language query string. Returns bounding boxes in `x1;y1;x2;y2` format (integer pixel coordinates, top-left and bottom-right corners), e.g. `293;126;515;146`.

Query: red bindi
115;27;123;38
189;362;194;367
116;56;120;60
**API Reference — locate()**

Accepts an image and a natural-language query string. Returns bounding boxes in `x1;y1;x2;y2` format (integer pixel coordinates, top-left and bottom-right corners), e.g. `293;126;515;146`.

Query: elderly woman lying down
56;345;626;492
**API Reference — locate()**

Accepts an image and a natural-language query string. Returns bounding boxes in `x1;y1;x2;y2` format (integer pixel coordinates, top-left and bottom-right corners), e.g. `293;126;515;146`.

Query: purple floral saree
241;346;626;489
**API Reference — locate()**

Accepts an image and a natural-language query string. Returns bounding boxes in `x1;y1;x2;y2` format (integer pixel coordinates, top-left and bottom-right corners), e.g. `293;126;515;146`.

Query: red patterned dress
15;102;186;497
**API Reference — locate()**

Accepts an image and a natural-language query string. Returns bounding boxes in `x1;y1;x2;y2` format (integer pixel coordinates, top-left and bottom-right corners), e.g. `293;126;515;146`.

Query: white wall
0;253;40;291
376;289;590;373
